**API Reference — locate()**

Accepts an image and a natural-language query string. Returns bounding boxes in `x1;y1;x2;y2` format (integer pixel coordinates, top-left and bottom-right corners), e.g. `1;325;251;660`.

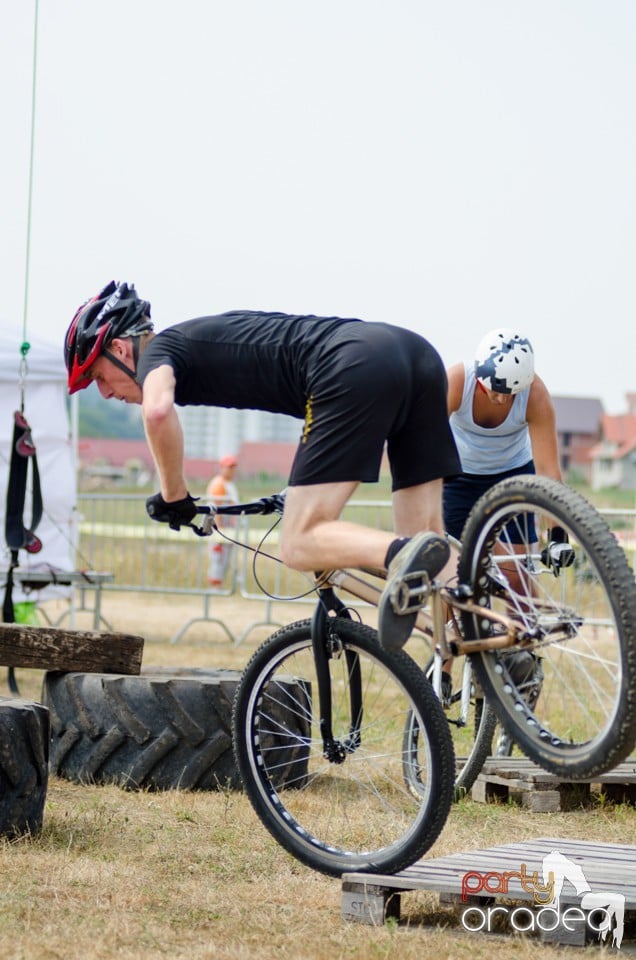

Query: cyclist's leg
379;481;452;652
280;478;453;576
392;479;444;536
392;479;458;582
280;481;396;571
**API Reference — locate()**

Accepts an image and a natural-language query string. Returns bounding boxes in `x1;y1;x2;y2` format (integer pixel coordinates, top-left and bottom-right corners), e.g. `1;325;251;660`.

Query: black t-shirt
136;310;362;417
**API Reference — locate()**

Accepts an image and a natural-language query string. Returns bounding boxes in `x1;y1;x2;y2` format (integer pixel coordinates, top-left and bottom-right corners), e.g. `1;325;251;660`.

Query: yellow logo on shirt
302;395;314;443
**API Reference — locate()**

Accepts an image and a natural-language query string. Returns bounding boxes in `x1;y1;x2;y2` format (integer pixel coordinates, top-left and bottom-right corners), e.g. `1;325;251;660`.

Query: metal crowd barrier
73;493;394;644
72;493;635;645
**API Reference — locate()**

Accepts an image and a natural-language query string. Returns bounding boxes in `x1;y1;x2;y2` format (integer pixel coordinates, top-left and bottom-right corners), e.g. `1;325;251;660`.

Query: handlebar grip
208;492;286;517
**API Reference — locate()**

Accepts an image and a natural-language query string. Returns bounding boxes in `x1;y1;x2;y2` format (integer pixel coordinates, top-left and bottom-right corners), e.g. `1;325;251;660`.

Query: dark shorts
288;322;461;490
443;461;537;542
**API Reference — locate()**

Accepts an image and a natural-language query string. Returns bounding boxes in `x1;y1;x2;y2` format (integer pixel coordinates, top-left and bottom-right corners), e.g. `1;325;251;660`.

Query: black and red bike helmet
64;281;153;393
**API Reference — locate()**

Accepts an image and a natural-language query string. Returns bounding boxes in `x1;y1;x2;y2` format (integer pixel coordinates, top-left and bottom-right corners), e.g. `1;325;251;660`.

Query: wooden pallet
471;757;636;812
342;837;636;946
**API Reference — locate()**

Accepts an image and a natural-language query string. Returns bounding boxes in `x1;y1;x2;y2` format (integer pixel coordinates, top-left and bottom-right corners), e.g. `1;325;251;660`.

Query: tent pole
22;0;40;340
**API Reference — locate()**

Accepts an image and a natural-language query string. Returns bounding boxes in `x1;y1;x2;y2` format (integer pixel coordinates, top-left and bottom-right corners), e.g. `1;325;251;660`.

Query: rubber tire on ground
0;697;49;838
43;668;250;791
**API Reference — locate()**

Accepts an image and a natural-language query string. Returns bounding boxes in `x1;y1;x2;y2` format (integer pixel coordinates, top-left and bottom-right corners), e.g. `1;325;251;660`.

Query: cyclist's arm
446;362;465;415
141;364;189;501
526;376;563;482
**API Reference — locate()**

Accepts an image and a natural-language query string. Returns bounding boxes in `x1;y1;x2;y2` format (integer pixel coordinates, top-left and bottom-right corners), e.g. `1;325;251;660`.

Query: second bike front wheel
459;475;636;779
232;618;455;878
403;655;498;801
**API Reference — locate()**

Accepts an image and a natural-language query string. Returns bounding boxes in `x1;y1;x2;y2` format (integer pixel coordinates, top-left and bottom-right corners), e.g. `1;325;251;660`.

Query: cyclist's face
87;342;142;404
483;386;514;406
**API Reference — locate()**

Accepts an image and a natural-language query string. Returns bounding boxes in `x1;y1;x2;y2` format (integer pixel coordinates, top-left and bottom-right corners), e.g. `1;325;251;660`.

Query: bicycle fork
311;584;363;764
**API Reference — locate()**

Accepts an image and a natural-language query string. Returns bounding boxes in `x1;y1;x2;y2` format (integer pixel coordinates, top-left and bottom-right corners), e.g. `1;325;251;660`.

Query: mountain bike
181;475;636;877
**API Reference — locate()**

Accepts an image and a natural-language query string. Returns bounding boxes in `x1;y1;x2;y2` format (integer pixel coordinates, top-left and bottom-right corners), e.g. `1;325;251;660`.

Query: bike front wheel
232;618;455;877
459;475;636;778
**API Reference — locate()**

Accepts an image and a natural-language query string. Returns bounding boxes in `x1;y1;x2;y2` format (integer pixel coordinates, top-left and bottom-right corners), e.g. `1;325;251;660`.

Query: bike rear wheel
403;655;498;800
232;618;455;877
459;475;636;778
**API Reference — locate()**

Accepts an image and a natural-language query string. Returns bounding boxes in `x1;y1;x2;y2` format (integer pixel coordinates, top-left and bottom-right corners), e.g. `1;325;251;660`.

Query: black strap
2;556;20;694
3;411;44;696
5;411;43;552
2;551;17;624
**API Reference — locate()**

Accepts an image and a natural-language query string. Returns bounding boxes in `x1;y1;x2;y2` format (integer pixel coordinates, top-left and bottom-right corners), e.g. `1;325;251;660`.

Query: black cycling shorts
288;322;460;490
443;461;537;542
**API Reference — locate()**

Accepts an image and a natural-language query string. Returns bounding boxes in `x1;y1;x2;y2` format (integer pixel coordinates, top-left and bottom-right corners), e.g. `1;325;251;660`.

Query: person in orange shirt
206;454;239;587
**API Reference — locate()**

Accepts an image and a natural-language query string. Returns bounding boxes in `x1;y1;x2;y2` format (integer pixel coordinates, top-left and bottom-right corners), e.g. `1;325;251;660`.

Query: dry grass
1;592;634;959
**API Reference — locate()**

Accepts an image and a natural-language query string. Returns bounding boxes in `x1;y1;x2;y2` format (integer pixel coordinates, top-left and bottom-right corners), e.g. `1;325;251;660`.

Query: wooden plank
480;757;636;784
342;838;636;914
477;773;558;790
472;759;636;811
518;788;562;812
0;624;143;674
480;761;557;784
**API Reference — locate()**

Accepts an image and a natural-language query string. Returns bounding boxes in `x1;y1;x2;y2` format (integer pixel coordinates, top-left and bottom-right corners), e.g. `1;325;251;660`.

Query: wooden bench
13;569;115;632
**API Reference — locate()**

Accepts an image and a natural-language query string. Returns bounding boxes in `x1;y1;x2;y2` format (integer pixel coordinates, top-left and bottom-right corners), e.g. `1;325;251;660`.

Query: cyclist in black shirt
64;281;461;650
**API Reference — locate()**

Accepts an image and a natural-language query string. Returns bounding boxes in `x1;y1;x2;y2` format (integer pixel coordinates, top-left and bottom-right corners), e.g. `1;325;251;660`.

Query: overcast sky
2;1;635;413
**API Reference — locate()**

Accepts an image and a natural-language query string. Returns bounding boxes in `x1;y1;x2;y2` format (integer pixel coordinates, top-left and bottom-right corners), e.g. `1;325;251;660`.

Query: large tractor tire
0;697;49;837
42;668;307;792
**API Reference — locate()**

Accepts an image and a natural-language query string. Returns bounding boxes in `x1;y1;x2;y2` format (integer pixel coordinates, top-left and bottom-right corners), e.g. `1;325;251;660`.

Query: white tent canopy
0;328;76;603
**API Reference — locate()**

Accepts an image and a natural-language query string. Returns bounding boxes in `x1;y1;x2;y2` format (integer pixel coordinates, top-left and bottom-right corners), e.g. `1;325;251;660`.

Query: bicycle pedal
389;571;432;615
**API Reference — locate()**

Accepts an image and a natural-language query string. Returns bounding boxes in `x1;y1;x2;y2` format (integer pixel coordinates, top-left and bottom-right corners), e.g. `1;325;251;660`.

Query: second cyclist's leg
376;332;461;652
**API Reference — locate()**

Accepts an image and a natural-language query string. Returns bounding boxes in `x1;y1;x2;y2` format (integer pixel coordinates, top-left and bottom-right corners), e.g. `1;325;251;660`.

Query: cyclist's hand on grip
146;492;199;530
541;526;575;574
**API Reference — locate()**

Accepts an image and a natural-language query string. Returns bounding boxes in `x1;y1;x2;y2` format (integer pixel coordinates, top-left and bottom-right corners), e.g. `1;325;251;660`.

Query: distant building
589;408;636;491
79;394;636;491
179;407;301;461
551;396;604;482
77;438;215;489
76;436;299;490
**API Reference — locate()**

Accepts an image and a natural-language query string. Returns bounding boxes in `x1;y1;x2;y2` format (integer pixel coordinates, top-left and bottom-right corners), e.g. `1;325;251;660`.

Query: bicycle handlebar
199;492;286;517
184;492;286;536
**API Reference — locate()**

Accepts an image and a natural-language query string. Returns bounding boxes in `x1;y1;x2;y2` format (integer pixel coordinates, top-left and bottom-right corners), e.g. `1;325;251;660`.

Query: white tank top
450;363;532;474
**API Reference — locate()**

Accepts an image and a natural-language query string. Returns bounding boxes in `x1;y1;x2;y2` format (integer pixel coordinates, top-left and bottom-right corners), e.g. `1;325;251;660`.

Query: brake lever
184;515;217;537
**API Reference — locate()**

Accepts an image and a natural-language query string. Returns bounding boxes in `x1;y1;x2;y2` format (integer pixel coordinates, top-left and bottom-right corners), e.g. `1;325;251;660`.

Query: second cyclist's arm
446;362;465;415
526;376;563;482
142;364;189;502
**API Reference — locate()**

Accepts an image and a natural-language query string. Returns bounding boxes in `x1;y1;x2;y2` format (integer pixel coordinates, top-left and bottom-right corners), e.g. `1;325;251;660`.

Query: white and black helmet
474;328;535;395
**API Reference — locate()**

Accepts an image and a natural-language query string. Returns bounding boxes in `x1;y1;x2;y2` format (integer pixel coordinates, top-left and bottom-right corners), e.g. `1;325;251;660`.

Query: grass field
1;592;634;959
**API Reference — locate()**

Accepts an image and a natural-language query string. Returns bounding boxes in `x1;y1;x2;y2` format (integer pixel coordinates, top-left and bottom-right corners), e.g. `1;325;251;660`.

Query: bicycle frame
187;495;562;759
310;584;363;762
327;566;536;656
